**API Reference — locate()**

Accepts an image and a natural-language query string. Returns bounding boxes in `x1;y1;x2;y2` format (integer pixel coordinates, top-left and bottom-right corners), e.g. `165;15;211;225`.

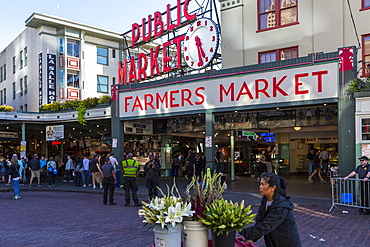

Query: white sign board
46;125;64;141
119;63;338;118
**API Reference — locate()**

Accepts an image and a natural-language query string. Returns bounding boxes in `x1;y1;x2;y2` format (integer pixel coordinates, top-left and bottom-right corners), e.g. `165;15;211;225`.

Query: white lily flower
164;206;183;227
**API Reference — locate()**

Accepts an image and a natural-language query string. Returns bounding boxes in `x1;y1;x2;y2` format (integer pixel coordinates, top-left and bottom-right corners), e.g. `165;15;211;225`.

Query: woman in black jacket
239;172;301;247
9;158;21;200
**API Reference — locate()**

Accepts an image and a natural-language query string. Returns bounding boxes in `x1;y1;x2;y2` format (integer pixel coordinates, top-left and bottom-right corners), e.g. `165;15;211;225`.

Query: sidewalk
0;173;332;206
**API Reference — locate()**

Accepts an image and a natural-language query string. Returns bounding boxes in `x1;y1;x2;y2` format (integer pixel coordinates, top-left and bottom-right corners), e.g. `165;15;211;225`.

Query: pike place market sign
118;0;220;84
119;63;338;118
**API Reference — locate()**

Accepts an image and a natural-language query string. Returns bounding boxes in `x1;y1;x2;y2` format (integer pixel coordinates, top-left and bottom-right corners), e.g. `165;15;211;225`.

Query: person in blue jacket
239;172;301;247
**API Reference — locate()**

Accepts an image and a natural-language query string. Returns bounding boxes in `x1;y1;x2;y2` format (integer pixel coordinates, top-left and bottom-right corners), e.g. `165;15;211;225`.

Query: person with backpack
9;157;22;199
46;156;57;187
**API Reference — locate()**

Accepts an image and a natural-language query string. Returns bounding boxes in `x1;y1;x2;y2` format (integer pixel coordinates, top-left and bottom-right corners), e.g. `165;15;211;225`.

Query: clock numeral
210;26;214;31
212;36;215;42
184;47;188;51
186;36;189;41
198;61;202;66
210;47;213;52
197;21;201;26
205;21;208;26
191;61;194;66
190;27;194;32
205;57;209;62
186;56;189;61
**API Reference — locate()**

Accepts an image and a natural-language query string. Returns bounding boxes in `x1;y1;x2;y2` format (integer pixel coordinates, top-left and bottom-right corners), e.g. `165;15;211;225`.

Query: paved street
0;174;369;246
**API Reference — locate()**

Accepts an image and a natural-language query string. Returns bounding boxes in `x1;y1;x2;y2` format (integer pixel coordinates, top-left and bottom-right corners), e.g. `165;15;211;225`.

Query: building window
67;39;80;57
24;104;27;112
362;35;370;76
13;57;16;74
0;66;2;82
97;75;109;93
67;72;80;88
3;88;6;104
3;64;6;80
24;76;28;95
20;78;23;96
20;106;23;112
20;50;24;69
112;49;116;58
59;38;64;54
97;47;108;65
0;90;3;105
259;46;298;63
24;47;28;67
12;82;16;99
112;77;116;85
363;0;370;9
258;0;298;31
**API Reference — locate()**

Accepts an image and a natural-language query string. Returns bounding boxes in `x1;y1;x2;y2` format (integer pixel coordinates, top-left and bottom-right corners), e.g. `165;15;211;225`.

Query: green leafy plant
77;104;87;125
348;76;370;92
98;95;112;104
185;172;225;220
0;105;15;112
199;199;255;236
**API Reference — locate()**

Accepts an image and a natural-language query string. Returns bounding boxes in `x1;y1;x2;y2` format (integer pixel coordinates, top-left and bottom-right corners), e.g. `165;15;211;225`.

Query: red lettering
172;35;185;68
272;76;288;97
181;89;193;106
132;96;144;111
195;87;205;105
137;53;148;81
144;94;154;110
166;4;175;31
184;0;196;20
162;41;172;72
150;46;161;77
177;0;181;26
124;96;133;112
169;90;180;107
131;23;140;47
118;61;126;85
220;83;235;102
312;70;328;93
142;16;152;42
153;12;164;38
128;56;137;83
236;82;253;100
156;92;168;108
255;79;270;99
295;73;309;95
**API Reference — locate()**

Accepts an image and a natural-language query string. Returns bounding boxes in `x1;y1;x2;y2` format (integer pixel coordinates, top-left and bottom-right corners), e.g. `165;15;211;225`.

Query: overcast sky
0;0;201;51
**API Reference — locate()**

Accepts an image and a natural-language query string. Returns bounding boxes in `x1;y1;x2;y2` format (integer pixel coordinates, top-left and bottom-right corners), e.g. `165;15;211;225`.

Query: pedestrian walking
144;155;160;201
185;148;195;179
265;146;276;173
101;158;116;205
47;156;57;187
109;153;120;189
343;156;370;215
63;155;74;183
82;154;91;187
307;150;326;183
318;148;329;176
121;153;141;207
9;157;22;199
90;153;102;189
215;147;225;174
239;172;301;247
306;149;315;178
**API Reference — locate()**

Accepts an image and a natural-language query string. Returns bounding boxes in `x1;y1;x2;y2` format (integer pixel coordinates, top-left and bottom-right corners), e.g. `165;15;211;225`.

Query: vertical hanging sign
47;54;57;104
38;53;43;107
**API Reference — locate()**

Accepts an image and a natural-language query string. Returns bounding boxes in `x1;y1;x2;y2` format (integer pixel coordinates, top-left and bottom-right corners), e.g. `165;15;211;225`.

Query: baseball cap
358;156;368;160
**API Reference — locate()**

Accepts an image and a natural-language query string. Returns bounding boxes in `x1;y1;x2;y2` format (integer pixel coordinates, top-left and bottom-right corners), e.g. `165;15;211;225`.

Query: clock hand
195;36;206;66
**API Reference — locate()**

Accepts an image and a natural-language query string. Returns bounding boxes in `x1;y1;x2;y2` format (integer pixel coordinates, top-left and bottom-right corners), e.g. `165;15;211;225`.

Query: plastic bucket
183;221;208;247
153;224;182;247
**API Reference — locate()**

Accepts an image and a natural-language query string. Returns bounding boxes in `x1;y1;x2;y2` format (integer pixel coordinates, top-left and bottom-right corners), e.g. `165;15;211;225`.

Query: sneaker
69;180;74;183
63;180;68;182
108;202;117;205
5;183;11;186
29;185;32;188
88;184;92;186
19;183;24;186
83;184;86;188
320;180;327;183
48;185;52;188
38;184;42;187
52;185;56;187
15;196;20;200
12;195;15;199
93;185;96;190
100;185;103;189
307;180;313;183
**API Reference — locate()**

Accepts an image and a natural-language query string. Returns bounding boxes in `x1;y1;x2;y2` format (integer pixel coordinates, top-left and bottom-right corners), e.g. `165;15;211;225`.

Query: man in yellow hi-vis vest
121;153;141;207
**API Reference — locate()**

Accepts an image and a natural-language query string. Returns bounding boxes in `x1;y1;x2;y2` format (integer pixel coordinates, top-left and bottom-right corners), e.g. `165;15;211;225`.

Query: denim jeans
82;171;90;185
115;171;121;188
11;178;20;196
307;161;313;177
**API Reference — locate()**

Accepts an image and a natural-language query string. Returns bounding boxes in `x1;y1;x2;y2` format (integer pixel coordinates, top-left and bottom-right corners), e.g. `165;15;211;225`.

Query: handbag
47;165;53;172
53;168;58;175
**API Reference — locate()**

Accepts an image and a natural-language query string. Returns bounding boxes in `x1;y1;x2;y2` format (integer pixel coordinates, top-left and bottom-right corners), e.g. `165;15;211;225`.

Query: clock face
183;18;220;70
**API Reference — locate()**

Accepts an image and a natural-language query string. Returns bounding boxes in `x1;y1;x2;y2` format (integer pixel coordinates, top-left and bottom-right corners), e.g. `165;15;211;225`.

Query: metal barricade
329;177;370;212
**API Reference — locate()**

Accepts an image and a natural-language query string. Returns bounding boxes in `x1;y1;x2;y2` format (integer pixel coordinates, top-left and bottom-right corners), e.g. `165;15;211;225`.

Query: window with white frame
0;66;2;82
97;75;109;93
12;82;16;99
3;64;6;80
12;57;16;74
67;39;80;57
97;47;108;65
67;72;80;88
0;90;3;105
24;47;28;67
24;76;27;95
259;46;298;63
20;50;23;69
20;78;23;96
258;0;298;31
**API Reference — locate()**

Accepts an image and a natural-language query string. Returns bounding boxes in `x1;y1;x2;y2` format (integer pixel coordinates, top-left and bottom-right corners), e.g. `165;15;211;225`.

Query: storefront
112;52;353;177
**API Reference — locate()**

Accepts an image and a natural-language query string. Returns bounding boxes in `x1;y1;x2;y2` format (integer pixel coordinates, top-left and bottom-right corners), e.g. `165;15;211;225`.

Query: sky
0;0;192;51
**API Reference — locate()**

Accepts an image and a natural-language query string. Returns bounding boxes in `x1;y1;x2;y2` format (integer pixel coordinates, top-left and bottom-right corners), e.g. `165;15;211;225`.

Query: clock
183;18;220;70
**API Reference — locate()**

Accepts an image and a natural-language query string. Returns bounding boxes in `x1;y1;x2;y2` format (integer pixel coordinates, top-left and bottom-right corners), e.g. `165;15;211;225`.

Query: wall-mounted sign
46;125;64;141
119;63;338;118
305;137;338;144
0;131;18;139
38;53;43;107
205;136;212;147
47;54;57;104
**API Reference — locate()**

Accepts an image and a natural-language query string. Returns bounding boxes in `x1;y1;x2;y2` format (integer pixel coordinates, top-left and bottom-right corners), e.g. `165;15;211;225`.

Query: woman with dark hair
239;172;301;247
47;156;57;187
9;158;22;200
